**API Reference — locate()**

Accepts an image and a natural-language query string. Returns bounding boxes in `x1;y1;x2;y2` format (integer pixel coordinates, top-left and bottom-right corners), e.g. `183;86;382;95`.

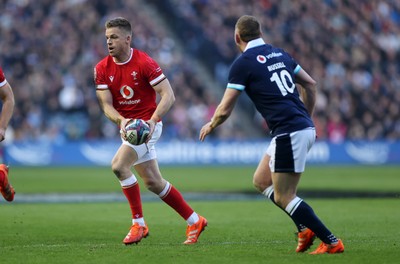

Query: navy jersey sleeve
282;49;301;75
227;57;248;91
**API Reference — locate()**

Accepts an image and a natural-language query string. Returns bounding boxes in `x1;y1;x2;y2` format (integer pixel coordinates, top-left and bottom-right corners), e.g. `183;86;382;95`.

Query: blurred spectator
0;0;226;142
161;0;400;141
327;112;347;143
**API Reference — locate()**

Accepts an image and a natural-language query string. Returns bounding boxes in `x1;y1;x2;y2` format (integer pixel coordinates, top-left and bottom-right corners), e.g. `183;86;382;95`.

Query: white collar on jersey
244;38;265;52
114;48;133;65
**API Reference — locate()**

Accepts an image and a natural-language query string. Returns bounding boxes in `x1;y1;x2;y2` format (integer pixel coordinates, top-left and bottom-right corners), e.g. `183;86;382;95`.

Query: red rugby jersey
94;48;166;120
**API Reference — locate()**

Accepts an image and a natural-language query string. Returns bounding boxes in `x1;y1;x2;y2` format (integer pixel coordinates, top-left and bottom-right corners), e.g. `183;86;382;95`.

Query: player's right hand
199;121;213;142
119;118;132;140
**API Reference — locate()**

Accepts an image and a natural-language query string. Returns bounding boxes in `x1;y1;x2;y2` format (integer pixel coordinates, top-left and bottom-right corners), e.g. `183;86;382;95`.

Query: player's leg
253;153;272;191
134;159;207;244
112;144;148;245
0;164;14;202
254;146;313;252
272;171;343;254
253;153;308;231
271;129;343;254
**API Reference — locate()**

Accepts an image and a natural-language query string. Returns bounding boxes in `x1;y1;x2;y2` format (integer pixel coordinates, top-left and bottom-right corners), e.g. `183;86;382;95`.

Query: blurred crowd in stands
1;0;399;143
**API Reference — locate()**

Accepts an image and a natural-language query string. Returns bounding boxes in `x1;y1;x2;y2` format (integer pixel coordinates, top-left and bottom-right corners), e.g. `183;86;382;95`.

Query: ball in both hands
125;119;150;145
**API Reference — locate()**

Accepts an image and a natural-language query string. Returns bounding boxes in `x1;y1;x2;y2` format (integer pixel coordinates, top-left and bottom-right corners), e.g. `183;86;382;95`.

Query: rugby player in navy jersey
200;15;344;254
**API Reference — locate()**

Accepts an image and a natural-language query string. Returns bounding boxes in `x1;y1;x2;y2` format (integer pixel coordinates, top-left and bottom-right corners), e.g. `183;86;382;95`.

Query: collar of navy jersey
244;38;265;52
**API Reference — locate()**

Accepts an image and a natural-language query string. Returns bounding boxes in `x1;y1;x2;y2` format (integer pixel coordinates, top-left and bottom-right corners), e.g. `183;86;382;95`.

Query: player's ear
235;33;241;45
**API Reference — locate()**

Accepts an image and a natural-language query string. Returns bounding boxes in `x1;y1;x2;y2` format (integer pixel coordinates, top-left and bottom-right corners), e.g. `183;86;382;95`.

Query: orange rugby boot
123;223;149;245
310;239;344;254
296;228;316;252
183;215;208;244
0;164;15;202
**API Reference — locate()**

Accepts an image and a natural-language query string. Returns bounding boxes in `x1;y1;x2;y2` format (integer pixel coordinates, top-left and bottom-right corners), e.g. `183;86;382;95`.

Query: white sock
158;181;171;198
133;217;146;226
186;212;199;226
120;175;138;187
285;197;303;216
262;185;274;199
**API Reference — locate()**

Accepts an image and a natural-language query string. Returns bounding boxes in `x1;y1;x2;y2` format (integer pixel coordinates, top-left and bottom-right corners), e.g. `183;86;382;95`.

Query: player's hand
199;121;213;142
119;118;131;141
145;119;156;143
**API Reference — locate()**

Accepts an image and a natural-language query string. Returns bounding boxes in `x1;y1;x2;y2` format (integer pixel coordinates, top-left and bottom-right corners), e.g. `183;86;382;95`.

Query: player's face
105;27;131;60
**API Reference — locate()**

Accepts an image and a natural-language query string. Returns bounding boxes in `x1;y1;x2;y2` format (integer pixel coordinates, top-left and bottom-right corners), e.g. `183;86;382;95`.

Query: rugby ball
125;119;150;145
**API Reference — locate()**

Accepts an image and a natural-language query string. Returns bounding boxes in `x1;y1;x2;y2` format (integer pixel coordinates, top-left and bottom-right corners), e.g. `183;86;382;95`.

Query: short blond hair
235;15;261;42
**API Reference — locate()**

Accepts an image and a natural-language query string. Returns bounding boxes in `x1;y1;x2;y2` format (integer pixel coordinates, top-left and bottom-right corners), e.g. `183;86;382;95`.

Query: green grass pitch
1;166;399;263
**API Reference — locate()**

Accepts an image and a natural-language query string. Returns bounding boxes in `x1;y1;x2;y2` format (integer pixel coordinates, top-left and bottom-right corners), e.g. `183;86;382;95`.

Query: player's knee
253;175;272;193
272;193;286;208
253;179;264;192
143;177;164;193
111;161;127;179
273;192;294;209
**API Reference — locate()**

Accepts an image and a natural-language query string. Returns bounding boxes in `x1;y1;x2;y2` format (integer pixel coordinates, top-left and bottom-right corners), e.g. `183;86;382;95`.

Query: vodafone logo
120;85;134;99
257;55;266;64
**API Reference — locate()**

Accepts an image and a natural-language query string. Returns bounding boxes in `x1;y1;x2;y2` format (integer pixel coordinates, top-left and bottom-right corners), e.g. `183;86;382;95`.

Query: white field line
0;240;289;250
0;192;264;204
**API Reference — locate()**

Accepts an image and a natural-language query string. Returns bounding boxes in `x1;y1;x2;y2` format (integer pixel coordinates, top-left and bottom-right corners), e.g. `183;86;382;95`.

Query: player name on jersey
267;62;286;72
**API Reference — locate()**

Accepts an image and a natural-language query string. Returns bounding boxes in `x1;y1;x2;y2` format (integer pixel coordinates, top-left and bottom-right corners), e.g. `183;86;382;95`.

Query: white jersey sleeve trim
227;83;245;91
150;73;166;86
96;84;108;90
294;65;301;74
0;79;7;87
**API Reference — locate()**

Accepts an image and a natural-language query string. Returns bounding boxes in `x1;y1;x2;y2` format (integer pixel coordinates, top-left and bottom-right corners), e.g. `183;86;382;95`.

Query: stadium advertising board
2;140;399;166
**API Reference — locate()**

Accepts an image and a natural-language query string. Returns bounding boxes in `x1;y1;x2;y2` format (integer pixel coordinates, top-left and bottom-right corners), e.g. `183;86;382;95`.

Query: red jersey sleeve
141;54;166;86
94;62;108;90
0;67;7;87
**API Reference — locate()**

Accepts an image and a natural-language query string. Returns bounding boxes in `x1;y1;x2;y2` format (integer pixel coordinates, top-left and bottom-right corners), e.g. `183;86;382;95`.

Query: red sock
160;183;193;220
122;182;143;219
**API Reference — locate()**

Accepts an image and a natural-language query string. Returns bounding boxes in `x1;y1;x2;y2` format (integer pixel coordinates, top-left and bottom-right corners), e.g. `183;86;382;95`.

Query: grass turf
5;165;400;194
1;199;399;264
1;165;399;263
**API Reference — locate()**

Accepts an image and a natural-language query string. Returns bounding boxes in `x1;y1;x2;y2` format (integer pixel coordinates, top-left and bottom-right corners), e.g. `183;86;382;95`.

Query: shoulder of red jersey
0;67;7;87
95;55;114;70
94;56;114;90
132;49;166;86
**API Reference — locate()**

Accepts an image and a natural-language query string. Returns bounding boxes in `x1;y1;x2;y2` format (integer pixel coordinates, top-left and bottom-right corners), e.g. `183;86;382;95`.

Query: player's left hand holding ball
145;119;156;143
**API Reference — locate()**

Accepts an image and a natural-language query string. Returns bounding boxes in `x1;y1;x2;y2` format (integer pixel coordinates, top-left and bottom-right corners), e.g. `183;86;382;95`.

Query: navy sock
286;197;338;245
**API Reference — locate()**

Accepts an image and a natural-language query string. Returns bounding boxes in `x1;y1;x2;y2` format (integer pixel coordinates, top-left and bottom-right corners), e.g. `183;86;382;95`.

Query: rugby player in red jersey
94;17;207;245
0;67;15;202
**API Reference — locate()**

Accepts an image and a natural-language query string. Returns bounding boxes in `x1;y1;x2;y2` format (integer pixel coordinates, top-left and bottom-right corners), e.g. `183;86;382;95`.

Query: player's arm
0;82;15;141
146;78;175;140
96;89;130;131
295;68;317;116
149;78;175;124
199;88;241;141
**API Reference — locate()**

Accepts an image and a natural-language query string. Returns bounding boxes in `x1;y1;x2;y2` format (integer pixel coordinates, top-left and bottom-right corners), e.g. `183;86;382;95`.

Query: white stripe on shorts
267;127;315;173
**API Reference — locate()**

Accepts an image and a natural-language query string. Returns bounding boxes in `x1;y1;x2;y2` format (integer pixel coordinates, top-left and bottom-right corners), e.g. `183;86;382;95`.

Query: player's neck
113;48;132;63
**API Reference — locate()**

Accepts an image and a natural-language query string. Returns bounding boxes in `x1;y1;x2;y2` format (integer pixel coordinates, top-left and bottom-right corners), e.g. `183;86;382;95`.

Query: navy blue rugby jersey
227;38;314;137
